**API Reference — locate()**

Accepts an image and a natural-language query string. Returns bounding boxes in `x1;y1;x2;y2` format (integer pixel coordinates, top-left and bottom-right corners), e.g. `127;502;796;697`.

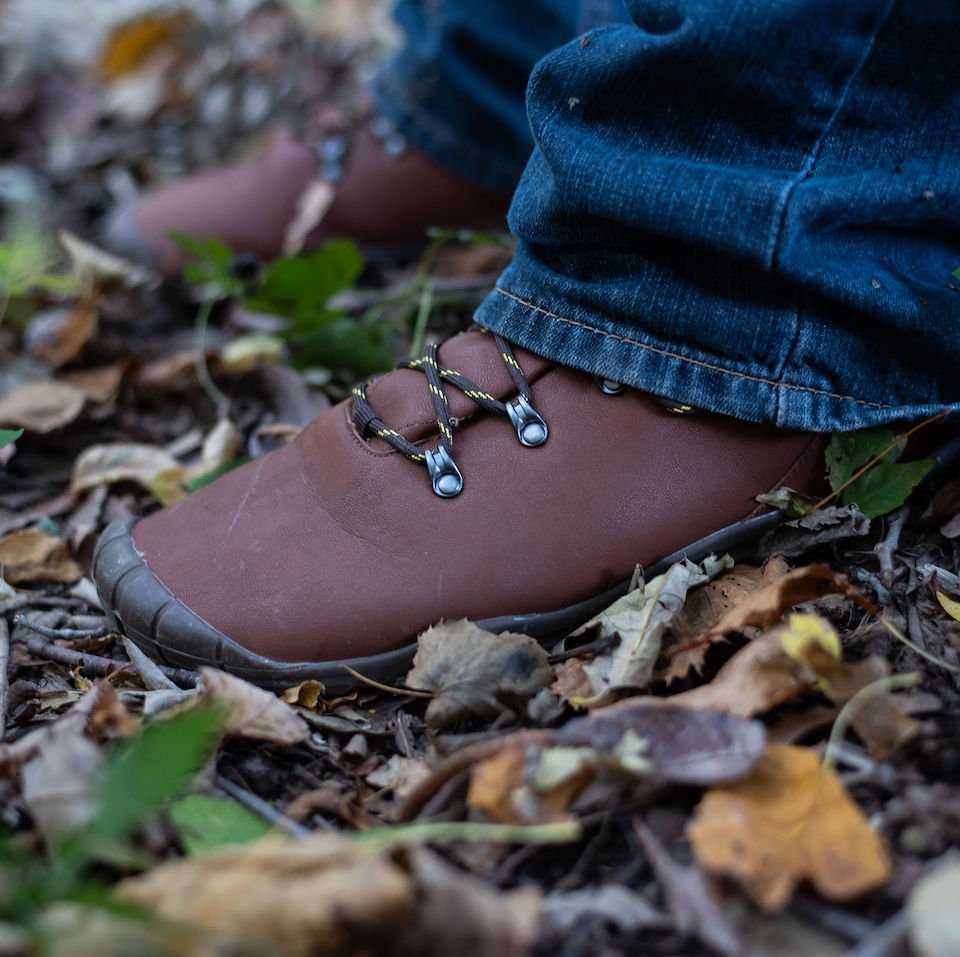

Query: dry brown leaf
688;744;891;912
136;350;208;391
21;716;103;841
118;834;539;957
550;657;592;703
662;557;791;682
0;528;82;584
59;230;157;289
29;295;98;367
670;633;816;717
61;363;129;406
406;620;553;729
0;380;86;432
71;442;187;504
700;564;874;639
578;557;725;705
200;668;309;746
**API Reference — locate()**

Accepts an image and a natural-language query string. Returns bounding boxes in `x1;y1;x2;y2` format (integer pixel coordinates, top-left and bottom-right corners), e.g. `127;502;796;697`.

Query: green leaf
184;456;252;494
90;705;223;848
168;795;271;854
247;240;363;319
952;266;960;280
171;232;243;297
288;316;395;376
825;427;904;490
0;428;23;450
841;458;934;517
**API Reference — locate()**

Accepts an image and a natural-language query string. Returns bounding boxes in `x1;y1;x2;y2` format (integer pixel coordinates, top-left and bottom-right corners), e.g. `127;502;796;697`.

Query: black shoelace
352;331;548;497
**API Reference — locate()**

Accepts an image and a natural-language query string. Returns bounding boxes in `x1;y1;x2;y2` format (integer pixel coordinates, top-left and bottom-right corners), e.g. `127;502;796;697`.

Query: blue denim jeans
375;0;960;432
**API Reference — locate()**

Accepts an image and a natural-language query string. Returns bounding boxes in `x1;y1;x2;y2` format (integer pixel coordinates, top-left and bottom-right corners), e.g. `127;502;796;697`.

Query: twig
879;615;959;673
354;819;581;848
216;773;311;838
194;297;230;414
875;505;909;588
850;568;892;607
0;620;9;741
15;617;110;641
0;595;86;615
340;665;432;698
843;909;909;957
823;672;922;770
24;636;199;687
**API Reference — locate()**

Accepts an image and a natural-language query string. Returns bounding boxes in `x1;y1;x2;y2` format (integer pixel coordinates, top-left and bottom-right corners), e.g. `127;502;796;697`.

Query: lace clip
506;395;549;448
425;446;464;498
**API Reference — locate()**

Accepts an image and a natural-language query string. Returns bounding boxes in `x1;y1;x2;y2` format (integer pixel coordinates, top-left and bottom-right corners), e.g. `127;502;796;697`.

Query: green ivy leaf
841;458;935;518
825;427;905;490
168;795;271;854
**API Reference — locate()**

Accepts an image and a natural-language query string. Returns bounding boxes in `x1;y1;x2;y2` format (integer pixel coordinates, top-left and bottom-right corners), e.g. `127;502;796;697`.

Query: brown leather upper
132;330;823;662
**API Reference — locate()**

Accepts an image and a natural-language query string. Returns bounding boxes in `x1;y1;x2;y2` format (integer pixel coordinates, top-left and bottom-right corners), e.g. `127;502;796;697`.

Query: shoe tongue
363;329;553;444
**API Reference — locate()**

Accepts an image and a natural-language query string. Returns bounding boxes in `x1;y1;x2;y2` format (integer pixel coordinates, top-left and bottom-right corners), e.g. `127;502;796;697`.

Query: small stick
216;773;311;838
550;631;620;663
875;505;909;588
0;595;85;615
24;636;199;687
340;665;432;698
0;620;9;741
15;617;111;641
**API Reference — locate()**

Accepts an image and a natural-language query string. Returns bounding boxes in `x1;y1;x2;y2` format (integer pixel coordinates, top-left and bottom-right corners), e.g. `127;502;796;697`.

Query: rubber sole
92;510;784;694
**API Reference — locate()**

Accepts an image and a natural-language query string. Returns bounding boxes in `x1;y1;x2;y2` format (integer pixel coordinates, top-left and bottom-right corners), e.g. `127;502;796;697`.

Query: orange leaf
688;744;891;912
99;12;195;82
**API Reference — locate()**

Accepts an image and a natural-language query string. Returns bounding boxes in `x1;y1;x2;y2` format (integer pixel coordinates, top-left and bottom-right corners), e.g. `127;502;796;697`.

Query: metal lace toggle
425;446;464;498
506;395;549;447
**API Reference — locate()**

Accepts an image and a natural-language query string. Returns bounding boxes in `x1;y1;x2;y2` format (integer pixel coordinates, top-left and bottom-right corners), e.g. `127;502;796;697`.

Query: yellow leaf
688;744;891;912
98;12;194;82
779;612;842;662
937;591;960;622
0;528;82;585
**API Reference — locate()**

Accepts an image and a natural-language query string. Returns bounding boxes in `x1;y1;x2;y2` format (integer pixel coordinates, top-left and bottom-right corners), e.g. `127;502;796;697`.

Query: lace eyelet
425;446;464;497
595;377;625;395
506;395;549;447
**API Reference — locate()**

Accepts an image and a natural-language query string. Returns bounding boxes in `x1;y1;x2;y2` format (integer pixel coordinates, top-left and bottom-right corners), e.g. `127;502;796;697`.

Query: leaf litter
0;3;959;956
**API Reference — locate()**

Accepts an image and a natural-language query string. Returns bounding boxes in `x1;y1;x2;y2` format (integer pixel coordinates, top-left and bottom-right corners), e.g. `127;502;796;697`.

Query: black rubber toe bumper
92;517;420;694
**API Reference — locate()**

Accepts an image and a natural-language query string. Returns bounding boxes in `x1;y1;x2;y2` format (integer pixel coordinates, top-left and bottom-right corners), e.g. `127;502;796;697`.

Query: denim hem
477;286;960;433
370;75;520;195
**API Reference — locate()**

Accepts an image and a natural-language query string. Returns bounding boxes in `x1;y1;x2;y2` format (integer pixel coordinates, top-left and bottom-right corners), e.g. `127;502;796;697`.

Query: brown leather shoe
104;125;510;271
92;330;823;691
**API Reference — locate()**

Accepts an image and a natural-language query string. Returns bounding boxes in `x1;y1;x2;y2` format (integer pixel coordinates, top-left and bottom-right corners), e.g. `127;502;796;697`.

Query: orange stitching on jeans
493;287;892;410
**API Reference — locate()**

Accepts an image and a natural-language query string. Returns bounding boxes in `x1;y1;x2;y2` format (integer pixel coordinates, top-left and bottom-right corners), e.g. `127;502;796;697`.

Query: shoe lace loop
351;332;547;497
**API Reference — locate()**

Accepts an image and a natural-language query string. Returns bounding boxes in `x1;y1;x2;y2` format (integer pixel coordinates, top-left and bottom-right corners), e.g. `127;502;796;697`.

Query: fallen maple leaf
662;557;791;682
406;620;553;729
0;527;82;584
688;744;891;912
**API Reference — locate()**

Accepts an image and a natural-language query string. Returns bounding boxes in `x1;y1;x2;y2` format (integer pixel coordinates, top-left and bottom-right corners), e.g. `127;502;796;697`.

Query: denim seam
493;286;893;410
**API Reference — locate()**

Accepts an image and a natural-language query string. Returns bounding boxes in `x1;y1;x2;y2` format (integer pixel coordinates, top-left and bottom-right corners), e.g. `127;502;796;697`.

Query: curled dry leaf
758;504;871;558
200;668;309;746
27;295;98;368
118;834;540;957
578;558;727;705
71;442;187;505
662;557;791;682
0;379;86;432
462;700;766;826
0;527;83;584
59;230;156;288
406;620;553;729
688;744;891;912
